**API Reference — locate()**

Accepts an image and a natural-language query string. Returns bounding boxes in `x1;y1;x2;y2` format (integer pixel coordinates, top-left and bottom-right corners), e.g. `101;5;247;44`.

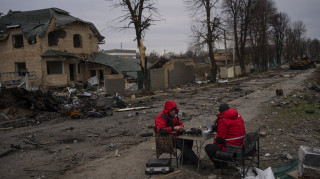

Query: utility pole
224;30;228;80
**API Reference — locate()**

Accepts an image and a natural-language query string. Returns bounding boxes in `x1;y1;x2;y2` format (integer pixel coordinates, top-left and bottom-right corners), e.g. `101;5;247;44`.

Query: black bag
145;158;173;175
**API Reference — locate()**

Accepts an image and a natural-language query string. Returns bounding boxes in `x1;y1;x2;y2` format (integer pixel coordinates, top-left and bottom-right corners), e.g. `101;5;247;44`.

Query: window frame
46;61;64;75
15;62;27;76
12;34;24;48
73;34;82;48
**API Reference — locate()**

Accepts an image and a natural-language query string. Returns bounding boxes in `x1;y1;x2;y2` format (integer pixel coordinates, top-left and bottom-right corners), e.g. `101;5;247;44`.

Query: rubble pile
0;88;58;112
0;86;127;128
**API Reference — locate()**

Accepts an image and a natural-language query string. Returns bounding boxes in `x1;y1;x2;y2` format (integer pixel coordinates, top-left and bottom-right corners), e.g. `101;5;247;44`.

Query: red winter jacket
155;100;183;137
214;108;246;151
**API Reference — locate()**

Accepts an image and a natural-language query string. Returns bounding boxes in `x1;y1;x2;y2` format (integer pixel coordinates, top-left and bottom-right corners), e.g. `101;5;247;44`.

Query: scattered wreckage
289;58;316;70
0;83;129;128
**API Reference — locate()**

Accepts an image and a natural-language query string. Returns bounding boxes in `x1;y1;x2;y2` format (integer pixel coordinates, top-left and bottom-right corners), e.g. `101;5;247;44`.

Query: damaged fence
0;71;39;91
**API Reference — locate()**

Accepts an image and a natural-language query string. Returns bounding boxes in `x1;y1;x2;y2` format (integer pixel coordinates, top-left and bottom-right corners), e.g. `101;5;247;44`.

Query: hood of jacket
163;100;179;115
217;108;238;119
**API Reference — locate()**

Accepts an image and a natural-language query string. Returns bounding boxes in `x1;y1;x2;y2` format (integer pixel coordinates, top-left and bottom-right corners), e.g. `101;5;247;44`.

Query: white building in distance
102;49;137;59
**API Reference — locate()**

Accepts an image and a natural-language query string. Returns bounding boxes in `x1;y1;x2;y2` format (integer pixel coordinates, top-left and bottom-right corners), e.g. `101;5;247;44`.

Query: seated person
155;100;201;166
205;103;246;169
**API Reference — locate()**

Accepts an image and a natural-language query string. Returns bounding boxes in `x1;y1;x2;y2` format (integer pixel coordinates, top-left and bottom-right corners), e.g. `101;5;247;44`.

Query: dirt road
0;66;317;179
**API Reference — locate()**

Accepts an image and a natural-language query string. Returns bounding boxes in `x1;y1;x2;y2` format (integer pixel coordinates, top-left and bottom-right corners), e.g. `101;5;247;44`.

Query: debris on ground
0;65;319;179
289;58;316;70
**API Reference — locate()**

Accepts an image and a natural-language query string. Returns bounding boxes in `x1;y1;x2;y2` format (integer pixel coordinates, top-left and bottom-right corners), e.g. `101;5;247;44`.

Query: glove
212;123;217;132
216;137;225;144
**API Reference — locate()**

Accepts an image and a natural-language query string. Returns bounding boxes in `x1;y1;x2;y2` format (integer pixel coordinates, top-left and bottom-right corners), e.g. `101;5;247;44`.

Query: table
175;133;215;171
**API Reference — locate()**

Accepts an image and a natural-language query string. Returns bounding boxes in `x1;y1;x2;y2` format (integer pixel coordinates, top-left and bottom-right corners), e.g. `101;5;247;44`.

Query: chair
214;129;260;178
154;127;179;167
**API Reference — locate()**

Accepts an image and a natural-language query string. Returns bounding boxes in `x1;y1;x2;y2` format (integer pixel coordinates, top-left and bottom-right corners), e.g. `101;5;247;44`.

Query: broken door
69;64;75;81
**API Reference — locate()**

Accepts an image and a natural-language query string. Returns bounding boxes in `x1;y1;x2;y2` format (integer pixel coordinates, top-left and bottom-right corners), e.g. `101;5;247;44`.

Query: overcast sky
1;0;319;55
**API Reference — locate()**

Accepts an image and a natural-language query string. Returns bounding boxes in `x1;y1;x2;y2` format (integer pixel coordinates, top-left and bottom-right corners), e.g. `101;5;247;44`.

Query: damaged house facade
0;8;111;90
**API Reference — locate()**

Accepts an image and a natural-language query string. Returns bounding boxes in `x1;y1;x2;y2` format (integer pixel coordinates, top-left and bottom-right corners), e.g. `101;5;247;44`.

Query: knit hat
219;103;230;113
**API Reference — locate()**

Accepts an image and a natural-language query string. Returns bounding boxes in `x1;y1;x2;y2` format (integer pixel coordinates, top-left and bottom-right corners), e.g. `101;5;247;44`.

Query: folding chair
154;127;179;167
214;129;260;178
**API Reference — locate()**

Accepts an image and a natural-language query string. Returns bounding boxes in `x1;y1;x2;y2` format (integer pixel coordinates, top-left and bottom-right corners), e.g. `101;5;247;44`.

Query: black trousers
205;143;228;169
175;138;199;165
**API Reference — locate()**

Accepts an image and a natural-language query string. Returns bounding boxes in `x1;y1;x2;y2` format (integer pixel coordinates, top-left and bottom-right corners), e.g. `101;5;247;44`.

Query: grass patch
272;90;320;131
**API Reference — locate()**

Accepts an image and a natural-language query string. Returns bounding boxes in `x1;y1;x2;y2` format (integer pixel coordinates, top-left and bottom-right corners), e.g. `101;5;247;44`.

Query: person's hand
174;126;184;132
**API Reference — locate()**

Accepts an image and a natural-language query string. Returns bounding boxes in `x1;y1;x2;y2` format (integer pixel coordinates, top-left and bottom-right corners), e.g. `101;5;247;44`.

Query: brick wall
0;18;101;88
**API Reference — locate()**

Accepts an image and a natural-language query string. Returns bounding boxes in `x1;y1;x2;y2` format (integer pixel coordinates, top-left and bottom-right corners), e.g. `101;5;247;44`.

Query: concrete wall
149;68;165;90
167;61;195;87
104;75;125;95
149;59;196;90
0;18;101;88
219;64;254;78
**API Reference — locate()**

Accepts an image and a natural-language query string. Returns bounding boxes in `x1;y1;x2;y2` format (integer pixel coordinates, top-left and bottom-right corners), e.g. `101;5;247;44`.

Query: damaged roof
41;49;79;59
88;52;150;78
0;8;104;42
149;57;170;69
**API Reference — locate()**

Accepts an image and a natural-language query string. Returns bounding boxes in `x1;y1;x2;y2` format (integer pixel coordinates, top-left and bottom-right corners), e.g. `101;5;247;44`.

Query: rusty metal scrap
289;59;316;70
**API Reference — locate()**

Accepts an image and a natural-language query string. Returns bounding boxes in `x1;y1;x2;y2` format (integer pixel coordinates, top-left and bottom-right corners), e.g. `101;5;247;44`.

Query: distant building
102;49;137;59
214;49;233;66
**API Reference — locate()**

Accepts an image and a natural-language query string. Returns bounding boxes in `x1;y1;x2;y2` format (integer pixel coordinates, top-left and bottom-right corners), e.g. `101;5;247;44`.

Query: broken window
73;34;82;48
28;38;36;45
48;30;66;46
16;62;27;76
13;34;24;48
99;70;104;81
47;61;63;75
90;70;96;77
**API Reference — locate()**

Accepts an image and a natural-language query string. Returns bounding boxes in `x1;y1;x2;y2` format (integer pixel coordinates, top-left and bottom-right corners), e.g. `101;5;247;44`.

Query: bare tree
222;0;252;75
283;20;307;61
184;46;209;63
106;0;161;90
284;26;295;62
292;20;306;59
271;12;289;67
185;0;221;82
146;50;161;64
249;0;276;71
310;38;320;58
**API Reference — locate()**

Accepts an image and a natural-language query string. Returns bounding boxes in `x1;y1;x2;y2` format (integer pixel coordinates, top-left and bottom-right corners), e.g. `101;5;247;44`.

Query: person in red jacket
205;103;246;169
155;100;201;166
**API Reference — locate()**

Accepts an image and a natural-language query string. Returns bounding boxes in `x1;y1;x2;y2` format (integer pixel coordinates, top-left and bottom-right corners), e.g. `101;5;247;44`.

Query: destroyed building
149;58;200;90
0;8;112;90
213;49;254;78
